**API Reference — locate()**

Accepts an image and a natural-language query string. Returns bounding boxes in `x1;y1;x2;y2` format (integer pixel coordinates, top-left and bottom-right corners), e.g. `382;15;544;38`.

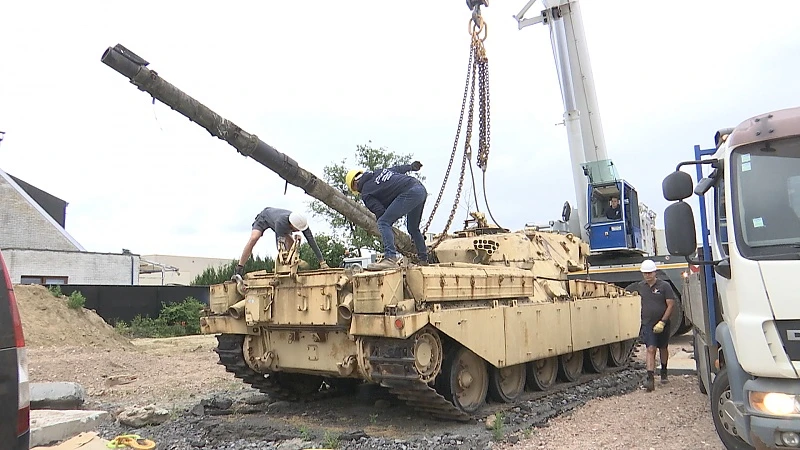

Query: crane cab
582;160;647;254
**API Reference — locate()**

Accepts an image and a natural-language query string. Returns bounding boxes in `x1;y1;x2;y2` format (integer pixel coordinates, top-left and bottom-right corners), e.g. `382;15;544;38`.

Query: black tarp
53;284;210;325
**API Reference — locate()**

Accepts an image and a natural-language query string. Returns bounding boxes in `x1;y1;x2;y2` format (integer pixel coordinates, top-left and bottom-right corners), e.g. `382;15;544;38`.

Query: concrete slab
29;410;110;448
30;382;85;410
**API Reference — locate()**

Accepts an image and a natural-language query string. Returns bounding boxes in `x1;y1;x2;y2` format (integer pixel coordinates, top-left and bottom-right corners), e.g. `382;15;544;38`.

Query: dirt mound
13;284;133;350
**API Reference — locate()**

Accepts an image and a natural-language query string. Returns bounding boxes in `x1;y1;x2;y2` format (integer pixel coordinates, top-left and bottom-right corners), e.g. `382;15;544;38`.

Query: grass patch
66;291;86;310
491;412;505;441
48;285;63;297
114;297;205;338
322;430;340;449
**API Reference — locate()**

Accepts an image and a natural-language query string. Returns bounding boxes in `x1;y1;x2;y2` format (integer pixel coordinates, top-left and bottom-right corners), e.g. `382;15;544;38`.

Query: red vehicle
0;250;30;448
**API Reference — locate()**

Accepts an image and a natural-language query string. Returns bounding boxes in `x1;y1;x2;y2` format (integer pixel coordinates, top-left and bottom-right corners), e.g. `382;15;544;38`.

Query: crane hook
466;0;488;28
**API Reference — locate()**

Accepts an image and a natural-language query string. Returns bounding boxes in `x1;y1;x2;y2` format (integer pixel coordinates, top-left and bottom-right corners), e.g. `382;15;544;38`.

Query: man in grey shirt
235;207;328;276
626;259;675;391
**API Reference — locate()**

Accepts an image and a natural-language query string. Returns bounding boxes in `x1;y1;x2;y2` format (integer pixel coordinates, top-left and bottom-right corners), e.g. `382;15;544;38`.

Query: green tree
308;142;424;255
190;255;275;285
299;233;347;269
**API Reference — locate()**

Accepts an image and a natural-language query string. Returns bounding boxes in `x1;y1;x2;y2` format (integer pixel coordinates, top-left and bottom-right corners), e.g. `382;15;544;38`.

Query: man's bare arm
661;298;675;322
238;230;263;266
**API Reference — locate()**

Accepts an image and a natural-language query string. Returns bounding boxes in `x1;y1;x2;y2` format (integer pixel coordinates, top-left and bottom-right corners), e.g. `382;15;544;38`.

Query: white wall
139;254;232;286
4;248;139;285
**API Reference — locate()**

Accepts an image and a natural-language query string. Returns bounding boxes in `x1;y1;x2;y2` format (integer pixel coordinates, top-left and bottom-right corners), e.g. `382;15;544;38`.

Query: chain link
422;44;475;236
413;14;494;256
427;28;484;252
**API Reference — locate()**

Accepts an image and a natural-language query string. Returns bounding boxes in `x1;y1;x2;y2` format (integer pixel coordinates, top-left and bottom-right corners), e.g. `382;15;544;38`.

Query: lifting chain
422;10;495;252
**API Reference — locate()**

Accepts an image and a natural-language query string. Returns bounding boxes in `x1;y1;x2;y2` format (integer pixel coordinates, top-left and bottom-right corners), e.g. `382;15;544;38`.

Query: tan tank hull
203;228;641;420
98;44;641;420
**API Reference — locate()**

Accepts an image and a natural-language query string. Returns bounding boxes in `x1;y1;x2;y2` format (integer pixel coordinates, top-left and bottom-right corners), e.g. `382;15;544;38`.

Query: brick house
0;168;140;285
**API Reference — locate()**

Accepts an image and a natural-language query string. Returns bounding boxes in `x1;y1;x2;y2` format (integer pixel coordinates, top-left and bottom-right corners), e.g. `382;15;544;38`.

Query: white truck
662;106;800;450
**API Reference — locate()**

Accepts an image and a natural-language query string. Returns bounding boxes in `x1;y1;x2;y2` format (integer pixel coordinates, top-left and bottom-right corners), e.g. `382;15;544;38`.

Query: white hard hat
640;259;658;273
288;212;308;231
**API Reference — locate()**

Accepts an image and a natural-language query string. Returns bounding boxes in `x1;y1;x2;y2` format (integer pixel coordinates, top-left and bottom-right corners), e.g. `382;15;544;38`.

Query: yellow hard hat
345;169;364;194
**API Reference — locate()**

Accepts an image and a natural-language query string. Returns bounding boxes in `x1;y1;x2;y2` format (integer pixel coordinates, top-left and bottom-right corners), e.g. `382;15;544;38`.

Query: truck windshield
732;136;800;259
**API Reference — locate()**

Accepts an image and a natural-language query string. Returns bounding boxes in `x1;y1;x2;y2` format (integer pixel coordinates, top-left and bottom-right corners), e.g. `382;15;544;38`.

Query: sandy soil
496;335;725;450
27;334;236;408
496;373;724;450
15;284;133;350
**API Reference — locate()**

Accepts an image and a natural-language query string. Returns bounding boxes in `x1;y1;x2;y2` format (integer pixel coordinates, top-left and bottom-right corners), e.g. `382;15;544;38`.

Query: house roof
0;168;86;251
7;173;67;228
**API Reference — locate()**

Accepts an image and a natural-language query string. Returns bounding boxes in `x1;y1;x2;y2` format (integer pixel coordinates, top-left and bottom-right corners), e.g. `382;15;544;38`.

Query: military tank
100;44;641;420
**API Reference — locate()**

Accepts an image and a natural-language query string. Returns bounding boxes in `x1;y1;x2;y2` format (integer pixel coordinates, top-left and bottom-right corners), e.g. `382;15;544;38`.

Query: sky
1;1;799;261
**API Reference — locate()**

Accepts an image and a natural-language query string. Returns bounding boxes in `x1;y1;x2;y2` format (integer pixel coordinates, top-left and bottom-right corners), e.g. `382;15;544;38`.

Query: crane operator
605;196;621;220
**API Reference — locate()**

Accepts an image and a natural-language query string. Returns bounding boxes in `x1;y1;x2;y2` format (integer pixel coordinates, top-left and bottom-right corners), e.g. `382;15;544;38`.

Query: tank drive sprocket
214;334;326;402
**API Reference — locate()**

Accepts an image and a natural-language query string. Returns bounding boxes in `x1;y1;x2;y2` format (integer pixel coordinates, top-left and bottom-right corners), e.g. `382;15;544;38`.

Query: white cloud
1;0;798;261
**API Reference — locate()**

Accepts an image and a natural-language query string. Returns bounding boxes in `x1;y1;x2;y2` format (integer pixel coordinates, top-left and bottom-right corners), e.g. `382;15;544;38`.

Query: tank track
215;333;338;403
366;338;472;422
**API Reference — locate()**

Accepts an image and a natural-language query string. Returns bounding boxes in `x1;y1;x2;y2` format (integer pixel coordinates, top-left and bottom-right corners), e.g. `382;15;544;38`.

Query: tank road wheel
441;346;489;413
413;328;443;384
488;364;526;403
608;339;635;367
584;345;609;373
526;357;558;391
558;351;583;382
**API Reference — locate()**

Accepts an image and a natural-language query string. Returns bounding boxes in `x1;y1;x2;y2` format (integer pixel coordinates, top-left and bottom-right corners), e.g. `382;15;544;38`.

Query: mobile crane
512;0;690;336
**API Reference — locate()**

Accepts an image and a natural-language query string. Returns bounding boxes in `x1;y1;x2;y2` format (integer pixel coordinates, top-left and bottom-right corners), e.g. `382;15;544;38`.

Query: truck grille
774;320;800;361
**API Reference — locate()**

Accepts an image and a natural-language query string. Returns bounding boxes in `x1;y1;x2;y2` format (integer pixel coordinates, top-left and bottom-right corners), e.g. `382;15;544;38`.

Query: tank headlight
749;391;800;416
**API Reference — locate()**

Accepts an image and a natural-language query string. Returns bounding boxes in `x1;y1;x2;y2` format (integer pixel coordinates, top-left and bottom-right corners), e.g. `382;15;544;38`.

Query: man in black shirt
626;259;676;391
604;196;621;220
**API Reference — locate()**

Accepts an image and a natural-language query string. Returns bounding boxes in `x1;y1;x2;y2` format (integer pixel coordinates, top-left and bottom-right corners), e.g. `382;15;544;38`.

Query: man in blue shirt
346;161;428;271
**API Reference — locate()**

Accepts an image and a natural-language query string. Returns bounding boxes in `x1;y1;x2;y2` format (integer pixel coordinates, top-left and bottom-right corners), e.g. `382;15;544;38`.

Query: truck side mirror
664;201;697;256
662;171;693;201
694;177;715;196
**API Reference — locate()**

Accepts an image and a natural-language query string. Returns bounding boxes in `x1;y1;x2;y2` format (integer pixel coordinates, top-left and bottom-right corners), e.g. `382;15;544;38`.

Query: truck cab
662;107;800;450
584;159;648;254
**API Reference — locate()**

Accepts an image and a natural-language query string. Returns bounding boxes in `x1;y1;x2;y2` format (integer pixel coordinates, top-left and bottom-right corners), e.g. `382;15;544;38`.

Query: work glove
234;264;244;277
411;161;423;171
319;261;330;269
653;320;666;334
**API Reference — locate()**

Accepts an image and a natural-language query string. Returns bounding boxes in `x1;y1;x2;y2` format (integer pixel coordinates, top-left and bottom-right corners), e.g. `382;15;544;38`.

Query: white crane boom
514;0;609;240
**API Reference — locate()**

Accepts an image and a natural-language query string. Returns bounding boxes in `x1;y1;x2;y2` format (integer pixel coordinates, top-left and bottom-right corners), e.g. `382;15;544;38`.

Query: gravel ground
29;333;725;450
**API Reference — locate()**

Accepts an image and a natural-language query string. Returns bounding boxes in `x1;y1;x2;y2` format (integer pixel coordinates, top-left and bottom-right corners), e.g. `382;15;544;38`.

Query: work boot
644;372;655;392
660;369;669;384
365;256;401;271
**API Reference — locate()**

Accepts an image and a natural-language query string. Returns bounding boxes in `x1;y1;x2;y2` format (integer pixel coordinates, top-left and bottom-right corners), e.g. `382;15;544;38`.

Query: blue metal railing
693;144;719;344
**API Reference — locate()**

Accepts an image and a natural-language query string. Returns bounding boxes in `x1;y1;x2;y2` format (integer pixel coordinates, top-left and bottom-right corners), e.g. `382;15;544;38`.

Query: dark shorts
640;320;670;349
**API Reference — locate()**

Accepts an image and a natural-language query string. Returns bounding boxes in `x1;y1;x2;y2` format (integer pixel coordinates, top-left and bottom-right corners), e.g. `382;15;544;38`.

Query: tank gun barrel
100;44;414;254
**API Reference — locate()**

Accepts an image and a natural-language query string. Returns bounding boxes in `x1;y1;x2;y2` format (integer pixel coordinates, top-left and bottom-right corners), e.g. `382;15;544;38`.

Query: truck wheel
668;300;685;337
710;368;755;450
675;316;693;336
